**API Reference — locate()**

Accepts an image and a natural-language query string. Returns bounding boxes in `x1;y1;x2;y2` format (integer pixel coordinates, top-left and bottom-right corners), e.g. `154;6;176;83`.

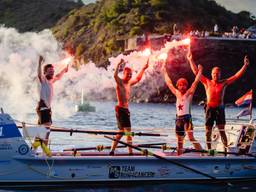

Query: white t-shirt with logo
176;90;192;116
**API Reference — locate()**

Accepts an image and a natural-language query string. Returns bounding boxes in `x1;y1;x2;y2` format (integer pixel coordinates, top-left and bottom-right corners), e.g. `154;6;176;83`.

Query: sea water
1;101;256;192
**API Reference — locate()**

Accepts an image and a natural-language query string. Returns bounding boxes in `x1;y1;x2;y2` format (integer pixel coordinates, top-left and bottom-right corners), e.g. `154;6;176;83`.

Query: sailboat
75;89;95;112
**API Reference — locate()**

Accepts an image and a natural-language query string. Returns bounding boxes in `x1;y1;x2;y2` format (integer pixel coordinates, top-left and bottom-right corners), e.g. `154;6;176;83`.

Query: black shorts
175;114;193;137
36;100;52;125
205;106;225;126
115;106;131;129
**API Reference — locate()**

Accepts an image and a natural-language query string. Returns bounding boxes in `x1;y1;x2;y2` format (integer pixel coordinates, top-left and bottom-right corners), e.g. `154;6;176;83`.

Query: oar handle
50;128;166;137
135;132;168;137
63;143;167;152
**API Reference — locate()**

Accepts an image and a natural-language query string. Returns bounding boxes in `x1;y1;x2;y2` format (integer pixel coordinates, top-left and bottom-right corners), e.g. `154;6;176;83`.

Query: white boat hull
0;153;254;185
0;113;256;186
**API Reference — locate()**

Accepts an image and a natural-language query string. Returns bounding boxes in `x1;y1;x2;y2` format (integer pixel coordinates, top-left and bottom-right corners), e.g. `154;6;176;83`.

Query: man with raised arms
187;49;249;150
109;58;149;155
37;55;68;144
162;63;203;155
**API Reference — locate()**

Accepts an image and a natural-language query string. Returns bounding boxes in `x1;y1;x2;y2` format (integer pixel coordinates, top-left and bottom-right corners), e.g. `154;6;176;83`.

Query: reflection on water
1;181;256;192
3;101;256;192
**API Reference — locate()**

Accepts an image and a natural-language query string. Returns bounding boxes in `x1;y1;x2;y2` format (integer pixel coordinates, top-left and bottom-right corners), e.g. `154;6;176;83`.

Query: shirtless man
187;49;249;150
163;63;203;155
109;58;149;155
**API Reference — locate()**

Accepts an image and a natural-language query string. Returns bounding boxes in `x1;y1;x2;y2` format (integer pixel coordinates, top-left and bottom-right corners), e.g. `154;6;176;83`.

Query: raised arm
38;55;44;82
130;58;149;85
162;63;177;95
54;65;69;82
225;55;249;85
187;65;203;95
114;59;123;84
187;48;208;84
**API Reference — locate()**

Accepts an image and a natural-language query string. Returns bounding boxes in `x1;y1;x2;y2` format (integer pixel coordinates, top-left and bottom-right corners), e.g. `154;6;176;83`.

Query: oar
104;136;216;180
63;142;166;152
50;127;167;137
141;144;256;158
183;148;256;158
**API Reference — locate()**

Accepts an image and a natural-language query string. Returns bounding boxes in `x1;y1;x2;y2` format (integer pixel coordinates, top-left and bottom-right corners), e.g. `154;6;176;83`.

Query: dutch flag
235;90;253;107
235;90;253;119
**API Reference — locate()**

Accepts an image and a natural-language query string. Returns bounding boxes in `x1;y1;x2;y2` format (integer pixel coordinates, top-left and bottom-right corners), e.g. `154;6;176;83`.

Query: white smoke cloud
0;27;68;121
0;26;188;122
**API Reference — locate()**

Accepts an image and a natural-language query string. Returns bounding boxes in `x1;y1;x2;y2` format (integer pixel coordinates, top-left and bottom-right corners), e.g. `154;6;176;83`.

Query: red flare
158;53;168;60
183;38;191;45
61;57;73;65
142;48;151;57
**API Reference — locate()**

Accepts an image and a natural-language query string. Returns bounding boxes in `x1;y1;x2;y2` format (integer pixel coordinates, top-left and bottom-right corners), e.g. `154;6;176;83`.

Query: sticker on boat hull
158;167;170;176
109;165;155;179
18;144;29;155
0;143;12;150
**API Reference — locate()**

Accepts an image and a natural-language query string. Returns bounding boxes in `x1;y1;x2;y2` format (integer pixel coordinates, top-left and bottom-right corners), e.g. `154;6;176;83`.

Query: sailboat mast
81;89;84;105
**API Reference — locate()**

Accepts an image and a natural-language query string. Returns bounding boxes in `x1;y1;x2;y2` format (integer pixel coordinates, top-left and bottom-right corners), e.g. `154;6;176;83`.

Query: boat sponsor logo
158;167;170;176
87;165;103;169
243;165;256;170
108;165;155;179
18;144;29;155
69;168;84;171
0;143;12;150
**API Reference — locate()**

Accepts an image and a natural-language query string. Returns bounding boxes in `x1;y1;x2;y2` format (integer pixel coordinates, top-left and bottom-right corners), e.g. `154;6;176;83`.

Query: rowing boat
0;111;256;187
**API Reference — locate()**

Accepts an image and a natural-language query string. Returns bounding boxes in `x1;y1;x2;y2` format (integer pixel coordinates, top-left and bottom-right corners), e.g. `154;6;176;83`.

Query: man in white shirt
162;63;203;155
37;55;68;125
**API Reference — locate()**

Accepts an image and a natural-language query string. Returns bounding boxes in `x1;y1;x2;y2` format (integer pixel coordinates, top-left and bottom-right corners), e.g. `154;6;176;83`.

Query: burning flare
141;48;151;57
183;38;191;45
60;56;73;65
158;53;168;60
55;56;73;69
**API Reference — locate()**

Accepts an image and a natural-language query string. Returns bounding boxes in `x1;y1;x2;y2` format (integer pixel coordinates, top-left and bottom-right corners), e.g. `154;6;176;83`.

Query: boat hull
0;154;255;185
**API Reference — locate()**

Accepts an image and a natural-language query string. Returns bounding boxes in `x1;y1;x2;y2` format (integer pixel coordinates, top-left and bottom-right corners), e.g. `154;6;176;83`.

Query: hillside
52;0;254;66
0;0;83;32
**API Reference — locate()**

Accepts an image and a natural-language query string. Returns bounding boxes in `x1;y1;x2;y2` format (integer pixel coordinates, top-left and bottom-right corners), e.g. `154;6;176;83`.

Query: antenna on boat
81;88;84;105
249;89;253;123
248;103;253;123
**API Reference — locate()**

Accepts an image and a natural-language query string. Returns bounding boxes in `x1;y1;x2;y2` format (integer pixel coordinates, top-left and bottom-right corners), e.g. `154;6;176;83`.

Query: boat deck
36;151;229;158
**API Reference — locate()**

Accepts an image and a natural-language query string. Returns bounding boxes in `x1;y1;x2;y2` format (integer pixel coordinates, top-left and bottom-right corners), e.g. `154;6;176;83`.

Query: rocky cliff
155;38;256;104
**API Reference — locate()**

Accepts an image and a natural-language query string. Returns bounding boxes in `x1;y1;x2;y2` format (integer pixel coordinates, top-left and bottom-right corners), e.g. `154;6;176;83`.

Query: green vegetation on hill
52;0;254;66
0;0;254;66
0;0;83;32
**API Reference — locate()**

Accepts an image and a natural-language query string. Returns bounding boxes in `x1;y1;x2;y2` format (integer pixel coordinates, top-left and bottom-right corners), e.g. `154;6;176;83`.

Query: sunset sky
215;0;256;15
